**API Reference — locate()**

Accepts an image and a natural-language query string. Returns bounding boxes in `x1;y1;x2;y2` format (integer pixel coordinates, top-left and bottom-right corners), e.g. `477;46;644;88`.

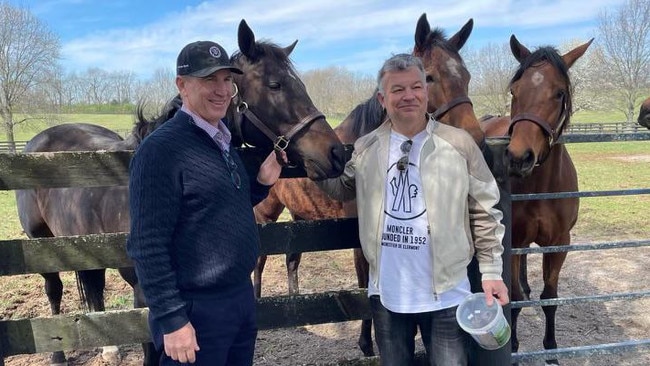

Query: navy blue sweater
127;110;269;333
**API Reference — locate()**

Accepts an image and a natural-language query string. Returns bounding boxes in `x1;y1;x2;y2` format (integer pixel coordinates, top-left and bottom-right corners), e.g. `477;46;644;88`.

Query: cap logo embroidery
209;46;221;58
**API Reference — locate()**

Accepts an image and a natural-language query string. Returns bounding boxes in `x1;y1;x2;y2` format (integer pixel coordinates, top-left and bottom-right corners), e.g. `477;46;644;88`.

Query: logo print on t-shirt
387;165;425;221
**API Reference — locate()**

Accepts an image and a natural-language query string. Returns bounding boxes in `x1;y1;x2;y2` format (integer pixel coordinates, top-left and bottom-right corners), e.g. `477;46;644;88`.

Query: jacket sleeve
315;151;358;202
466;142;506;281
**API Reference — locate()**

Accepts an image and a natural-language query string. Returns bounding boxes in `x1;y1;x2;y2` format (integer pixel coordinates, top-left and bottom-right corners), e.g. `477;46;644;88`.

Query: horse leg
77;269;121;364
42;272;67;366
254;255;268;299
510;254;524;365
253;191;285;298
540;249;568;366
353;248;374;357
520;254;531;299
286;252;302;295
118;267;159;366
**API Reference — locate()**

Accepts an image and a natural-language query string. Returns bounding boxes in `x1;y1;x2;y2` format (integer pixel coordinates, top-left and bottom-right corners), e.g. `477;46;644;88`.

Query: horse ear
284;40;298;56
448;18;473;51
414;13;430;52
510;34;530;63
238;19;257;59
562;38;594;68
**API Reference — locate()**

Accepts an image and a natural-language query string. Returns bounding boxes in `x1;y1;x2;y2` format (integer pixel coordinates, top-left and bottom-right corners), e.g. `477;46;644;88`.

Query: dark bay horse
15;19;344;366
638;96;650;129
252;14;482;357
481;35;592;365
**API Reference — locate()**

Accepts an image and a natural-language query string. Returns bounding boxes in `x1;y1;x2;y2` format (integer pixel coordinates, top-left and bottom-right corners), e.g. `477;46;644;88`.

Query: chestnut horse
253;13;482;357
481;35;592;365
638;96;650;129
15;19;345;366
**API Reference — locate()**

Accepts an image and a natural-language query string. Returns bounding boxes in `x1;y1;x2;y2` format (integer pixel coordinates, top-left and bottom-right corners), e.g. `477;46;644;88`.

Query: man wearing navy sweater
127;40;285;365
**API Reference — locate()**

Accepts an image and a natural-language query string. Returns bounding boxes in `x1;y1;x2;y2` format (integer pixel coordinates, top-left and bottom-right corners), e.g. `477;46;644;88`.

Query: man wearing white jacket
317;53;509;366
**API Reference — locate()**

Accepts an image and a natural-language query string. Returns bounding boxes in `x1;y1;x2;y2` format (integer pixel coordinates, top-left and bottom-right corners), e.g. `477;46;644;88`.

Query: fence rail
1;122;648;152
565;122;648;134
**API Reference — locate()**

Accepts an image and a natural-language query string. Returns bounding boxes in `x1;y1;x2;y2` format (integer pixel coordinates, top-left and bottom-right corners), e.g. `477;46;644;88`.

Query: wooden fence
0;144;512;366
2;131;649;365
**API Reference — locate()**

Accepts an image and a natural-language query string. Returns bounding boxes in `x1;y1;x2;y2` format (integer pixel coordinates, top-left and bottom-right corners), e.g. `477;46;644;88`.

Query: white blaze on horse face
531;71;544;86
446;58;462;79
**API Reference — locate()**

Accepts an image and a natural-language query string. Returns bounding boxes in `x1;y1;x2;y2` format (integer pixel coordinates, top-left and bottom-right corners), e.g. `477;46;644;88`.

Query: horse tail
75;271;89;312
75;269;107;312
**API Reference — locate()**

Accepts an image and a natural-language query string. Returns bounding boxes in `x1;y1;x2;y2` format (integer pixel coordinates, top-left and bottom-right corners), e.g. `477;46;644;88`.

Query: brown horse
481;35;592;365
638;96;650;129
15;19;345;366
253;13;481;357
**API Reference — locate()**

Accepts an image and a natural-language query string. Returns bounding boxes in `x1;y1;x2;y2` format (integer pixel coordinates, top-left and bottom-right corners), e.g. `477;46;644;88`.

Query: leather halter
507;93;568;165
229;83;324;154
431;96;473;121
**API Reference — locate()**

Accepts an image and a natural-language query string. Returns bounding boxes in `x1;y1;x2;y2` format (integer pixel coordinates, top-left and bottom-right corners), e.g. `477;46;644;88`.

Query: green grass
572;110;628;123
567;141;650;241
12;114;135;141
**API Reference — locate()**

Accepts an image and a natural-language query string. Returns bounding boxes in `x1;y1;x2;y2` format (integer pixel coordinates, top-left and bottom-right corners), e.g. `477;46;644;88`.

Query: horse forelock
510;46;573;132
232;41;296;74
414;28;459;56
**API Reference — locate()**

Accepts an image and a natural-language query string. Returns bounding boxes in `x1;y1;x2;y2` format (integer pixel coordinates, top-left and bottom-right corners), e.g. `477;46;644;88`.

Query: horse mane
349;89;386;138
510;46;573;132
133;95;182;143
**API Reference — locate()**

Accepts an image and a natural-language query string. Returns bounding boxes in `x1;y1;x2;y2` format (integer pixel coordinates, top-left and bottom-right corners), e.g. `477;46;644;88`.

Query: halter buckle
274;136;290;151
236;101;248;114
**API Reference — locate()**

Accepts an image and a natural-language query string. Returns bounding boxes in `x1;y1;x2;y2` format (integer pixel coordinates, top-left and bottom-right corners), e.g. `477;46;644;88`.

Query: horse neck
442;105;484;144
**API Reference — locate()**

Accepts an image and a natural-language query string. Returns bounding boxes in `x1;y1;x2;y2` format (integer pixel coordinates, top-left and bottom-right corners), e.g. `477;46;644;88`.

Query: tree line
1;0;649;145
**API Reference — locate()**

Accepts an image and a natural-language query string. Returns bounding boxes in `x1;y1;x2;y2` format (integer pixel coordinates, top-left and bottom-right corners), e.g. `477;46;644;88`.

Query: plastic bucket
456;292;511;350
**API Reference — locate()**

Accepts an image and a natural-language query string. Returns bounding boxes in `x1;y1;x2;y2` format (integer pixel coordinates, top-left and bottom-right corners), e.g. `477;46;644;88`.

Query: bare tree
302;66;375;119
559;39;608;115
111;70;136;105
133;67;178;114
82;67;112;105
464;43;517;118
597;0;650;122
0;3;60;150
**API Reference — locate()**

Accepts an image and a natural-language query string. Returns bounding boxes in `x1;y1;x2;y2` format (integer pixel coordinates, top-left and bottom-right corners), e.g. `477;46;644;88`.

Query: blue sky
12;0;625;79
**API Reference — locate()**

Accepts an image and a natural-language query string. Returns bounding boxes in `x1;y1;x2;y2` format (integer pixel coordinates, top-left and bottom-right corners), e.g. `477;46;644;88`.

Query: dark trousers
149;283;257;366
370;295;469;366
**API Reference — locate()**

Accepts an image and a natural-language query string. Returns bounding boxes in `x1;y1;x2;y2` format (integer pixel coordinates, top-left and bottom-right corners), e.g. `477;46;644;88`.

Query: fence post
467;138;512;366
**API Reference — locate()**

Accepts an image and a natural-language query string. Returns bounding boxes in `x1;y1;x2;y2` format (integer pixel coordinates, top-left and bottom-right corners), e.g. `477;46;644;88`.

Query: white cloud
58;0;627;78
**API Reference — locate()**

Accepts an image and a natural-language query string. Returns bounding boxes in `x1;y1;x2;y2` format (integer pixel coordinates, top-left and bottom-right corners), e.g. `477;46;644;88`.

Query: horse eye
426;75;434;83
556;90;565;100
269;81;281;90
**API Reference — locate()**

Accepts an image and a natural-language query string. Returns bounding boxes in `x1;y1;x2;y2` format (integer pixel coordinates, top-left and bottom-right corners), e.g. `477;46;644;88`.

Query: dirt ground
2;232;649;366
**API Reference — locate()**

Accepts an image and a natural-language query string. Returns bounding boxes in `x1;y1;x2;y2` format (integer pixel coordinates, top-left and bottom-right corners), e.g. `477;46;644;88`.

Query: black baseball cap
176;41;243;77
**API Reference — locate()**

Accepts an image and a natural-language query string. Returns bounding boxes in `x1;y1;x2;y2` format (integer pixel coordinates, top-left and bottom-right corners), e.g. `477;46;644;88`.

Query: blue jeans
150;283;257;366
370;295;469;366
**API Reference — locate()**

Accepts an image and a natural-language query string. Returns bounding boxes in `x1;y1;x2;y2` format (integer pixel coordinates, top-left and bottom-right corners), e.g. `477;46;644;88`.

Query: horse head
228;19;346;180
506;35;592;177
413;14;482;144
638;96;650;129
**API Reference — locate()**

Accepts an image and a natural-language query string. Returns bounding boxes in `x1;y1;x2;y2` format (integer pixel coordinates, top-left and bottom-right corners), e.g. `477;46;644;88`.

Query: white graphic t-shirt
367;130;471;313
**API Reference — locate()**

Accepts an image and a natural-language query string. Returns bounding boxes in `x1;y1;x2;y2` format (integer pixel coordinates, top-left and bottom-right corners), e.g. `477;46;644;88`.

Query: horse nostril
521;149;536;170
506;148;535;176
